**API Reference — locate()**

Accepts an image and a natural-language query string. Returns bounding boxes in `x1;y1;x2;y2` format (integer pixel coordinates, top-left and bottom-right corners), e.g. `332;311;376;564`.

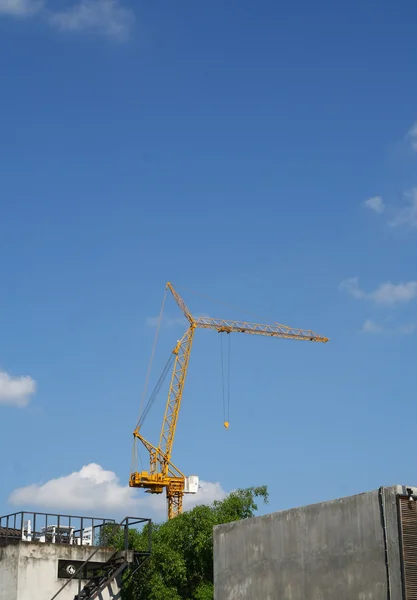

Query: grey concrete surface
214;485;416;600
0;542;122;600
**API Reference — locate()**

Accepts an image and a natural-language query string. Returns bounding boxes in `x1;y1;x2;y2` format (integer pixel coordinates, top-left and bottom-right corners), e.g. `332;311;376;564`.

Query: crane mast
130;282;329;520
158;325;195;462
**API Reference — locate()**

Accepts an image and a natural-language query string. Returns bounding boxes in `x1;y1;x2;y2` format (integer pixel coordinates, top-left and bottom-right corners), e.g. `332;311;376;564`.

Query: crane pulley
129;282;329;520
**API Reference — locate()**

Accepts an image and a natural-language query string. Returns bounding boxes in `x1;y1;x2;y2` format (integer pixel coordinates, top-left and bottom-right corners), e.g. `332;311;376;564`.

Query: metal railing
0;511;115;547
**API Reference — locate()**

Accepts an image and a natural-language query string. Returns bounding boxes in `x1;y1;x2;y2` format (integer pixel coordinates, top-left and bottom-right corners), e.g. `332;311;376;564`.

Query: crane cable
136;287;167;426
220;333;231;429
228;334;231;426
136;352;175;429
132;287;167;475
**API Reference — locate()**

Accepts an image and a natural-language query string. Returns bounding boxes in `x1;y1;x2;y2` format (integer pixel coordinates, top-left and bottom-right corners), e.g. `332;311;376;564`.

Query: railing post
124;518;129;558
148;519;152;554
20;513;24;543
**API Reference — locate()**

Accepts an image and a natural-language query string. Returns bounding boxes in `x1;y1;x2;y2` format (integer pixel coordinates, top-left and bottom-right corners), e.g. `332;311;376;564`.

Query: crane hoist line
129;282;329;520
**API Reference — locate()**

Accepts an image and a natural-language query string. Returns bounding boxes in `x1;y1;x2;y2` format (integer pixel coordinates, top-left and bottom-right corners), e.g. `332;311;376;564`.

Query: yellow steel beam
194;317;329;342
157;326;196;473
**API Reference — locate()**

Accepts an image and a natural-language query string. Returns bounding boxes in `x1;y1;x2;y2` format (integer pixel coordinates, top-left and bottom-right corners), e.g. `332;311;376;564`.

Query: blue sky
1;0;417;522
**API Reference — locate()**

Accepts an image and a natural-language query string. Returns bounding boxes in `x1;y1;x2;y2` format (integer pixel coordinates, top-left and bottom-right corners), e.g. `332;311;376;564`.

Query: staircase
49;517;152;600
74;549;150;599
74;550;129;599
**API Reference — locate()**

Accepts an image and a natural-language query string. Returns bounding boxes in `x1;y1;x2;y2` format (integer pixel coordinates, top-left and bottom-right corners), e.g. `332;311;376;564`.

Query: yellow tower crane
130;282;329;520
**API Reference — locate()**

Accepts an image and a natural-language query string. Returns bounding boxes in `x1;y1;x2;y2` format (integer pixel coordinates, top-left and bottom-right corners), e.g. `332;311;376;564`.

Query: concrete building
0;542;126;600
0;511;151;600
214;484;417;600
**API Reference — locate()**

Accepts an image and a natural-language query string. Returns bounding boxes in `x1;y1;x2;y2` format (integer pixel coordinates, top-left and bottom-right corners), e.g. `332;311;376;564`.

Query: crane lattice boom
194;317;327;341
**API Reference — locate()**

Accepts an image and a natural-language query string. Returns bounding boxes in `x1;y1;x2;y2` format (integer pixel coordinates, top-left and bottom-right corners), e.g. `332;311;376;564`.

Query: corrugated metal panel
399;495;417;599
0;526;21;539
0;526;21;547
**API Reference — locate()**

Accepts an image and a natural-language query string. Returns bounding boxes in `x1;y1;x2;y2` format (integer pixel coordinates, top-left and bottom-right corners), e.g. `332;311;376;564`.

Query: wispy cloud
340;278;417;306
363;196;385;214
371;282;417;305
361;319;415;335
362;319;383;334
406;122;417;151
0;0;43;16
0;0;134;40
8;463;228;520
389;188;417;229
48;0;134;41
339;278;366;300
0;370;36;407
398;323;416;335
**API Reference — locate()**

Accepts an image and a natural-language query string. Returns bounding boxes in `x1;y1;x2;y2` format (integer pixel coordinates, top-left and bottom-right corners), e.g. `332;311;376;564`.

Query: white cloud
184;480;227;510
390;188;417;229
9;464;137;513
8;463;227;520
0;0;42;15
48;0;134;40
406;122;417;151
364;196;385;214
0;0;134;40
0;370;36;407
371;282;417;305
339;278;417;306
362;319;383;334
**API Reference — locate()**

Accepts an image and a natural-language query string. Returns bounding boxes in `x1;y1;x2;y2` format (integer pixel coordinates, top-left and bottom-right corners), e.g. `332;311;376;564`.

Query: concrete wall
214;485;416;600
0;542;123;600
0;543;19;599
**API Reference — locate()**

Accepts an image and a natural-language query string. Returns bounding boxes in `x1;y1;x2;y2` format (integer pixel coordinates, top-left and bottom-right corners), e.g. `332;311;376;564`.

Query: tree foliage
107;486;268;600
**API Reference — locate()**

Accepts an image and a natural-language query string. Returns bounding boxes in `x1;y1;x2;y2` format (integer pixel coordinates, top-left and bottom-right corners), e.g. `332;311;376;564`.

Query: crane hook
224;421;229;429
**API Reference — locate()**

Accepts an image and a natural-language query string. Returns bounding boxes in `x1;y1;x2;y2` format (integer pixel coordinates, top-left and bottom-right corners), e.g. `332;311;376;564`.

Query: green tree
118;486;268;600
